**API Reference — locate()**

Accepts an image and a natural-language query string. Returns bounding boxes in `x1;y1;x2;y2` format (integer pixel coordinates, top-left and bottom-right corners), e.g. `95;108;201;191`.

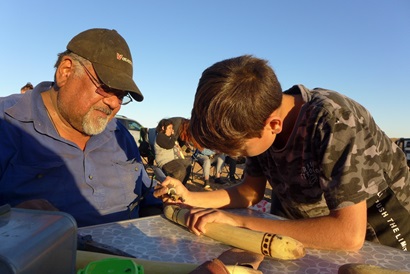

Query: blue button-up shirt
0;82;157;227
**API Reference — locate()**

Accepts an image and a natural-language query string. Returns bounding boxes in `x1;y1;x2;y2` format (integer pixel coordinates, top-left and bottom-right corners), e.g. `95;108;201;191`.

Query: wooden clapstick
163;205;306;260
338;263;410;274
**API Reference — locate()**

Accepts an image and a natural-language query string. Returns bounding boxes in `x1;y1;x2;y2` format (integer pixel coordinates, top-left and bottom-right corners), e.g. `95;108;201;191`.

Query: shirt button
135;167;139;171
89;175;93;180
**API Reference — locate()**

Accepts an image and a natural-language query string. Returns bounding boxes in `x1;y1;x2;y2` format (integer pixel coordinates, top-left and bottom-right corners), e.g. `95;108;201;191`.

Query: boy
155;55;409;251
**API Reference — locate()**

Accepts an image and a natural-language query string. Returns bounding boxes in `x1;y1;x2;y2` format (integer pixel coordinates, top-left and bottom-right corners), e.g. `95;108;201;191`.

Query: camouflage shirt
246;85;410;250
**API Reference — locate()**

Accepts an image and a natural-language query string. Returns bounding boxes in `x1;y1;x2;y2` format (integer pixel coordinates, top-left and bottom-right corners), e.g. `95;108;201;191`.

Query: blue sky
1;1;409;137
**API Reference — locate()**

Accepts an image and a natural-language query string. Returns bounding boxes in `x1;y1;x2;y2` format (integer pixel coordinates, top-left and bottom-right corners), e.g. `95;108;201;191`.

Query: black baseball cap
67;28;143;102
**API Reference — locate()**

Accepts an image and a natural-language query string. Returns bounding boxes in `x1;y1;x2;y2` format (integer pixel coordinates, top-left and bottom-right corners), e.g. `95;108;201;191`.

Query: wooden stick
163;205;306;260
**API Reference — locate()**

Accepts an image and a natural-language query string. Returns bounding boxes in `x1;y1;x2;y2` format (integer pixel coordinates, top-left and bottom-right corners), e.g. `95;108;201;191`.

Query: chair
147;128;157;153
138;128;170;179
191;150;208;182
190;149;226;182
138;127;155;166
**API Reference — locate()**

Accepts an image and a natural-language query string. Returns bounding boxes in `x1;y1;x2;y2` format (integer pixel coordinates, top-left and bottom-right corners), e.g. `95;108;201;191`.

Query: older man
0;28;161;227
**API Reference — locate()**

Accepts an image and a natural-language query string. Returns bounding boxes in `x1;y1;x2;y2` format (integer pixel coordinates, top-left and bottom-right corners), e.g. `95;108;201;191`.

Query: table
78;208;410;273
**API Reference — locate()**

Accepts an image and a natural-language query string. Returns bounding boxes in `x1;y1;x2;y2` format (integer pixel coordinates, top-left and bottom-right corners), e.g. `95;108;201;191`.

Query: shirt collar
6;82;55;135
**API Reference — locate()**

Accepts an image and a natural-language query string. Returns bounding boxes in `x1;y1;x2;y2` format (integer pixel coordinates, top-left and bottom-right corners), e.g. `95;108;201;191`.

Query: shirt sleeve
315;106;387;210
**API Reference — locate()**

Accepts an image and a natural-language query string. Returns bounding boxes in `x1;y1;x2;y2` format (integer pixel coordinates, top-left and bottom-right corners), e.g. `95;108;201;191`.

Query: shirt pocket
93;159;144;211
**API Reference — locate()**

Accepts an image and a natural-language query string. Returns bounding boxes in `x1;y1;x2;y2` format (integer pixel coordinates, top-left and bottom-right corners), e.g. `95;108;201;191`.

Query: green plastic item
77;258;144;274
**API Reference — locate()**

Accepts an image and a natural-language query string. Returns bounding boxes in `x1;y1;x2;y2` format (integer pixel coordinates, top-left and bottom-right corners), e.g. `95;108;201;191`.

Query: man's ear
55;57;75;88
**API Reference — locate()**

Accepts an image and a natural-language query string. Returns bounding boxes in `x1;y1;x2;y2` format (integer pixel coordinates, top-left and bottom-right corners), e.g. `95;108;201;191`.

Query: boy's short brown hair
190;55;283;156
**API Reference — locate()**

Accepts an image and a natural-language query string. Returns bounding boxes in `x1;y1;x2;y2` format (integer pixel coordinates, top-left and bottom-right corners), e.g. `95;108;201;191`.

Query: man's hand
15;199;59;211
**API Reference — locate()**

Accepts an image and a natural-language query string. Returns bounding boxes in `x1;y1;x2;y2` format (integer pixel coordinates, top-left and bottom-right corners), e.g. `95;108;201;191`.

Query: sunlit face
57;61;122;135
242;123;277;157
165;124;174;136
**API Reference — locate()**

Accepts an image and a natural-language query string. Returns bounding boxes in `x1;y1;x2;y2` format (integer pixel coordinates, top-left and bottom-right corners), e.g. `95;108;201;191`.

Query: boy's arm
155;174;267;209
185;174;267;209
237;200;367;251
188;200;367;251
156;174;367;251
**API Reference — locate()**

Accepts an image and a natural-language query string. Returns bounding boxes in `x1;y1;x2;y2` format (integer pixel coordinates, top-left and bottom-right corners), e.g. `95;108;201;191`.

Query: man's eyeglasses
77;60;133;105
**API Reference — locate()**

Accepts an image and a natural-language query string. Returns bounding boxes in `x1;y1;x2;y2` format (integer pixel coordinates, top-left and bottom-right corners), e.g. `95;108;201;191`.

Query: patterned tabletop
79;209;410;273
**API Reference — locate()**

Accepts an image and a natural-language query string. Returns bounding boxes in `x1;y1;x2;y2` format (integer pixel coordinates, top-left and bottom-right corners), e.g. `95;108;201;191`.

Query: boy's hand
153;176;188;203
186;208;240;236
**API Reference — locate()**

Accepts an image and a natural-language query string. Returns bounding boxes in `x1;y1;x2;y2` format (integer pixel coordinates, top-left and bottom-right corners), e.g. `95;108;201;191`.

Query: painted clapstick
163;205;306;260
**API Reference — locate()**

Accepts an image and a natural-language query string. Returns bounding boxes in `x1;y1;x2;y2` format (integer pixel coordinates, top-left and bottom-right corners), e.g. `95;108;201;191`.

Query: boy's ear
267;115;282;134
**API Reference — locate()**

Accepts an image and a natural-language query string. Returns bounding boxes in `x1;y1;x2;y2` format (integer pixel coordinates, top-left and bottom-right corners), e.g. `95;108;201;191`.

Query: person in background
20;82;34;93
155;55;410;252
193;148;226;189
169;116;185;138
169;117;193;153
0;28;162;227
154;119;192;185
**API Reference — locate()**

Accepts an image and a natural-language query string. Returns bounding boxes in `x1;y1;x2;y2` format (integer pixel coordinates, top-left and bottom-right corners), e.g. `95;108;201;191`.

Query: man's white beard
82;107;111;135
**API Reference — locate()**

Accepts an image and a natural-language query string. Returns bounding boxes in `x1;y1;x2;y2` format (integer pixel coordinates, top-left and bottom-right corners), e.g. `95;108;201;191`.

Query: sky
0;1;409;137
